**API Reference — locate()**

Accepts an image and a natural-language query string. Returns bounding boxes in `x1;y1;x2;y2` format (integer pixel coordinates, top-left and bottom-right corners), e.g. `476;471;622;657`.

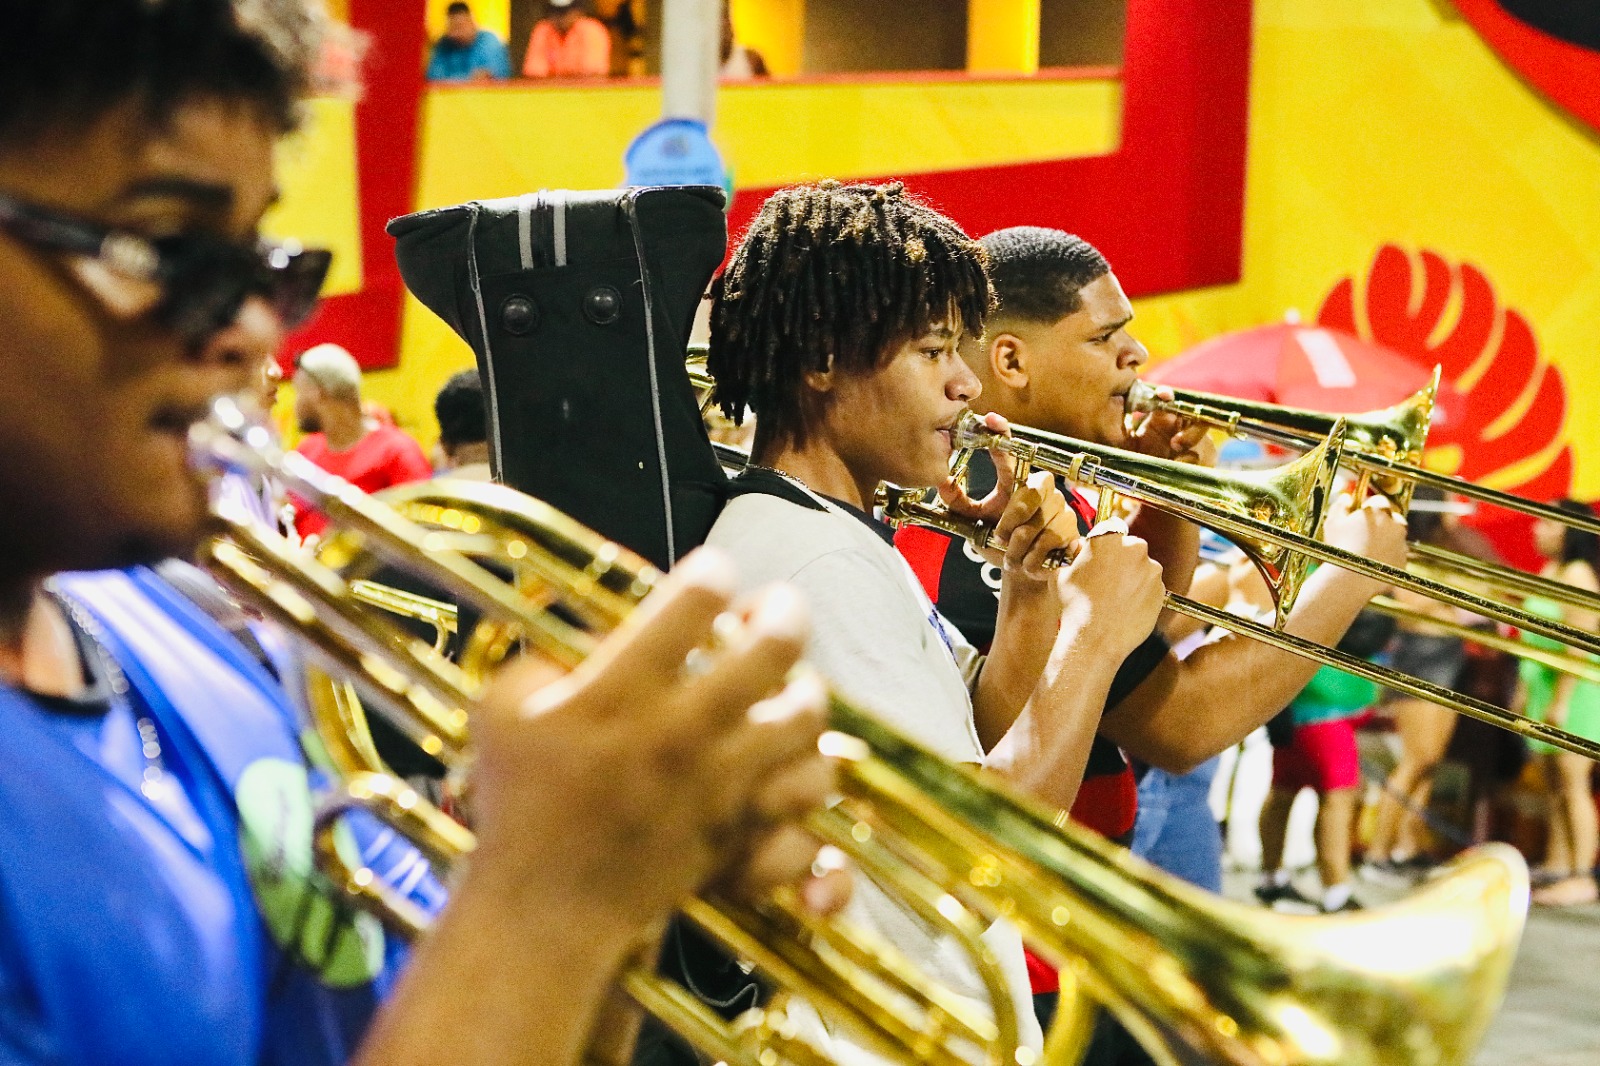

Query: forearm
355;866;649;1066
1102;564;1379;772
972;577;1064;750
984;606;1125;809
1131;507;1199;599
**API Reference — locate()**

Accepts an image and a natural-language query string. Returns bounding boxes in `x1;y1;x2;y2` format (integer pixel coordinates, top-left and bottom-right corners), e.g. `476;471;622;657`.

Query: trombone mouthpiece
1124;379;1159;415
950;410;995;450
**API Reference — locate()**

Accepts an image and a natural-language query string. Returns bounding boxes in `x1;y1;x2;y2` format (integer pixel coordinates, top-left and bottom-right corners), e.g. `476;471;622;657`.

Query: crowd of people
2;2;1597;1066
427;0;768;83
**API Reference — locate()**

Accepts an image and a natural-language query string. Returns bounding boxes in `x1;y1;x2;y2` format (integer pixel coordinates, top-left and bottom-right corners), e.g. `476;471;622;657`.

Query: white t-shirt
706;479;1044;1061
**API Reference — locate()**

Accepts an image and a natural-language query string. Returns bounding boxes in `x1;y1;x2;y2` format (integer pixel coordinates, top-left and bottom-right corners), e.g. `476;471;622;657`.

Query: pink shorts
1272;718;1359;793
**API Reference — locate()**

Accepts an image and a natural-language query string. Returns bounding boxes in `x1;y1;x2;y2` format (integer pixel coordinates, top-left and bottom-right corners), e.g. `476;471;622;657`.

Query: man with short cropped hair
291;343;433;538
434;368;491;479
894;225;1408;1060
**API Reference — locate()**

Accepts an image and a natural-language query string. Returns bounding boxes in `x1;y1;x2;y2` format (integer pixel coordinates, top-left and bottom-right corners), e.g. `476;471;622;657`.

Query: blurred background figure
1256;625;1388;913
427;1;511;82
291;344;433;540
1519;500;1600;906
592;0;646;77
720;1;768;79
523;0;611;78
1361;488;1471;883
207;296;289;532
434;369;492;480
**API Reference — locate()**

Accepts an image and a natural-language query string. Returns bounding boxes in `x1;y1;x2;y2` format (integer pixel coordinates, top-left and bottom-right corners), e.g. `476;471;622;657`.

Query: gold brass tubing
1129;372;1600;539
1364;596;1600;687
198;394;1533;1066
883;488;1600;761
1167;596;1600;761
1409;542;1600;618
349;579;458;654
962;413;1600;661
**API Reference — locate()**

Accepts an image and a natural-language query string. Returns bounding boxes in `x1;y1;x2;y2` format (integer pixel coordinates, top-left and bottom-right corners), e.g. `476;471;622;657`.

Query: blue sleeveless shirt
0;567;443;1065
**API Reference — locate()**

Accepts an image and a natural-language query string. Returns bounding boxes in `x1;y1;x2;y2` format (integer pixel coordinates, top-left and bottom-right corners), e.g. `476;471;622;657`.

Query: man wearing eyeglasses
0;3;843;1065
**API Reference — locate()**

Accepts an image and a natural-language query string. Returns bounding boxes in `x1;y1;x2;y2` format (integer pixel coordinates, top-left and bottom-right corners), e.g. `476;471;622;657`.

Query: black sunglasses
0;190;332;343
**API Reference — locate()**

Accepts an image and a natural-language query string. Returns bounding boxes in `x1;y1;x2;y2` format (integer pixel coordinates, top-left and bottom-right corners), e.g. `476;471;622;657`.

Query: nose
949;356;981;403
1119;333;1149;370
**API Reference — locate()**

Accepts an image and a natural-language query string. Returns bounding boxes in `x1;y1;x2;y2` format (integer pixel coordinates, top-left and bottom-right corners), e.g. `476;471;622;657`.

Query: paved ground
1475;898;1600;1065
1220;866;1600;1065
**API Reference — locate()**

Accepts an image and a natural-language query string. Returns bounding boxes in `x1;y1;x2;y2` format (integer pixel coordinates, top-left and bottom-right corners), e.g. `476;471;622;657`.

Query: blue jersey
0;567;444;1065
427;30;512;81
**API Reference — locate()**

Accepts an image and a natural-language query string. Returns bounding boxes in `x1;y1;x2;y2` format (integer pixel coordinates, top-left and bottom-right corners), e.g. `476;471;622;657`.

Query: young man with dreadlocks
704;182;1168;1058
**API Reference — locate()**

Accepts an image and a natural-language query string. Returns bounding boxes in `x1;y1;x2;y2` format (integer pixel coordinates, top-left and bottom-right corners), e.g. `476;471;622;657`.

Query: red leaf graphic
1316;247;1573;552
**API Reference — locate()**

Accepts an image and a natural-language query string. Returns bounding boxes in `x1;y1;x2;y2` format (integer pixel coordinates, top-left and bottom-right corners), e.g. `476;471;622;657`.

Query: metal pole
660;0;721;124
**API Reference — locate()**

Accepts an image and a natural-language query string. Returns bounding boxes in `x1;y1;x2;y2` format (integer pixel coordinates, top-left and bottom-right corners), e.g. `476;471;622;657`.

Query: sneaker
1253;881;1321;913
1358;858;1419;887
1322;896;1364;914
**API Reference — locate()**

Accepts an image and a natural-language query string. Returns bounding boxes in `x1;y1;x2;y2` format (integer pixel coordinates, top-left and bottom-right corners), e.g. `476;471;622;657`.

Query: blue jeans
1130;757;1223;892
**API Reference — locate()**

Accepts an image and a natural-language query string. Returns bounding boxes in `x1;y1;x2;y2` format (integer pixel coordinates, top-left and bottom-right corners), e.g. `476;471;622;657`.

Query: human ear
989;334;1029;390
802;353;836;394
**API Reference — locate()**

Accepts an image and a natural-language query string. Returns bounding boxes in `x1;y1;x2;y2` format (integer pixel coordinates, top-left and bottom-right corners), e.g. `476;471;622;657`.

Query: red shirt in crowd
522;15;611;77
292;425;433;539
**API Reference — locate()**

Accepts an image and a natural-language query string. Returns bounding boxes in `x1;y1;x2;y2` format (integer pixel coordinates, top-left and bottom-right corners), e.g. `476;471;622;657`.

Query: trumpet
191;398;1527;1066
1126;370;1600;538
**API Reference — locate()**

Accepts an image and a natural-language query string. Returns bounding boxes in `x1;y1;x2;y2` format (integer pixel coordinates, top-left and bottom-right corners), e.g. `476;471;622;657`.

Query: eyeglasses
0;190;332;344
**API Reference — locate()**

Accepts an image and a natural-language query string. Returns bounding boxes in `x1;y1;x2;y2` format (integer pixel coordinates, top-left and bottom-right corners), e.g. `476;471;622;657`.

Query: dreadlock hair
979;226;1110;324
707;181;993;453
0;0;330;149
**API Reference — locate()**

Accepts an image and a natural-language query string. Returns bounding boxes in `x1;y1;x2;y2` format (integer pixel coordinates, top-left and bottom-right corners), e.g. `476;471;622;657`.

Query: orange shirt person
523;0;611;78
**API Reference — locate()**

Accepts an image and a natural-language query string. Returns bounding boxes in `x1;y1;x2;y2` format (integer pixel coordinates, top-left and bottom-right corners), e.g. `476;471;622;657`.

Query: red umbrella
1146;322;1463;426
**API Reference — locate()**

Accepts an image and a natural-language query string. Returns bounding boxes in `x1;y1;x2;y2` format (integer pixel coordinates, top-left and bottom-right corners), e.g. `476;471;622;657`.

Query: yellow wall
966;0;1040;74
730;0;806;76
261;98;364;298
280;0;1600;485
1131;0;1600;497
359;74;1119;443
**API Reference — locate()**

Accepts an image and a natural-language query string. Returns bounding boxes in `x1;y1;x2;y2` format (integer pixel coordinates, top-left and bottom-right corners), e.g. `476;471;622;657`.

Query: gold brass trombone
933;412;1600;761
1126;369;1600;538
970;414;1600;662
190;399;1528;1066
1363;596;1600;687
1408;541;1600;619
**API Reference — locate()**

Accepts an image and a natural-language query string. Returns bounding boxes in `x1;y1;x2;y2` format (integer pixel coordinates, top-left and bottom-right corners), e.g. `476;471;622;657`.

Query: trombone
1126;369;1600;537
921;412;1600;761
969;414;1600;661
190;399;1527;1066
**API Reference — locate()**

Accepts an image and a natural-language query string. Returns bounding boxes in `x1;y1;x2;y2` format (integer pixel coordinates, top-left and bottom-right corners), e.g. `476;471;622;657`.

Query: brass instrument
1364;596;1600;686
188;398;1530;1066
968;414;1600;661
1126;369;1600;537
921;412;1600;761
1408;541;1600;619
